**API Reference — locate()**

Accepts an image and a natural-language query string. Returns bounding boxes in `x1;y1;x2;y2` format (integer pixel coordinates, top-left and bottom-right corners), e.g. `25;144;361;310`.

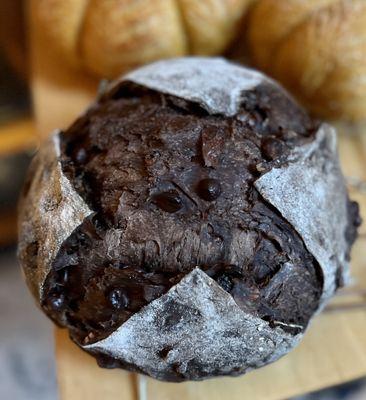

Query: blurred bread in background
0;0;27;79
32;0;252;79
247;0;366;121
0;0;35;247
32;0;366;122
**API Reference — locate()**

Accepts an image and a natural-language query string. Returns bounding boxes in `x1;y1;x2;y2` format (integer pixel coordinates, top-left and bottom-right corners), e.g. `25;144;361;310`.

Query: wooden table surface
29;1;366;398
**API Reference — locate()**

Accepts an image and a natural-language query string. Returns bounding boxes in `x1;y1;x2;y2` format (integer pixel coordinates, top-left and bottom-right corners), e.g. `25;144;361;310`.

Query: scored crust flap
17;133;93;300
107;57;267;116
84;268;301;381
255;123;350;306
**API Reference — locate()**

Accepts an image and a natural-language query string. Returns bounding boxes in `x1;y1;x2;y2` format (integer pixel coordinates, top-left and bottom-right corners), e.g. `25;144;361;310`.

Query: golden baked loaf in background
0;0;27;78
247;0;366;121
32;0;252;79
31;0;366;121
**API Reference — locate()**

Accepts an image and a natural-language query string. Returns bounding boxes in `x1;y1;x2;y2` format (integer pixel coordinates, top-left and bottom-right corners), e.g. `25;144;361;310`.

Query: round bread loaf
18;58;360;381
32;0;252;79
247;0;366;121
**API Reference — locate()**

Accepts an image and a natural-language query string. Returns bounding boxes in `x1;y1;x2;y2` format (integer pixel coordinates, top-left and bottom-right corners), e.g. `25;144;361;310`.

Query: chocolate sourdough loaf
18;58;360;381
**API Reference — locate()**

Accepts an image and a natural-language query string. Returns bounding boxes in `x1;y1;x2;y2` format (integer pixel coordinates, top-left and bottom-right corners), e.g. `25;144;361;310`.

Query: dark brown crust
41;83;325;347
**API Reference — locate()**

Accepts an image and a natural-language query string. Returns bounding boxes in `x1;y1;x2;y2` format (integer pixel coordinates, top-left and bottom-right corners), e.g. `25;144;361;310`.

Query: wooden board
29;1;366;398
55;329;136;400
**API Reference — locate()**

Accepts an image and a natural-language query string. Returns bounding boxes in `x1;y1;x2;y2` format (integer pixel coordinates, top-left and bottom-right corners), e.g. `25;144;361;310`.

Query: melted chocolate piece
152;190;183;213
46;293;65;312
261;137;286;161
107;288;129;310
197;178;222;201
42;83;328;346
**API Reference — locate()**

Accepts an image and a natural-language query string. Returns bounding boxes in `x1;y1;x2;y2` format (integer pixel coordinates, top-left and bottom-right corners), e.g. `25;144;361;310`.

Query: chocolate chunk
261;137;286;160
57;268;70;285
152;190;183;213
216;274;233;292
46;293;65;311
107;288;129;310
75;148;88;164
197;178;222;201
